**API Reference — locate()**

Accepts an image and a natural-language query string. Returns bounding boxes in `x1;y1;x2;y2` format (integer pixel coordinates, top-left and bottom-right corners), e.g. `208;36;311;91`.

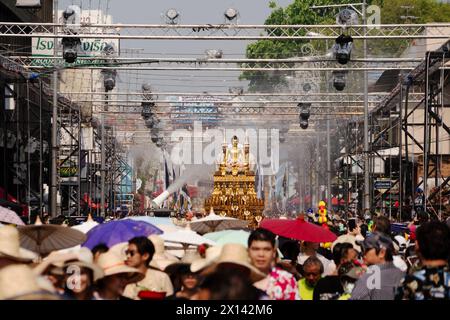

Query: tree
242;0;450;91
241;0;354;92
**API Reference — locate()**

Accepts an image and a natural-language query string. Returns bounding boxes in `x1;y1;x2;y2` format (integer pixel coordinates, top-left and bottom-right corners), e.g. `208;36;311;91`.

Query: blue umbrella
82;220;163;250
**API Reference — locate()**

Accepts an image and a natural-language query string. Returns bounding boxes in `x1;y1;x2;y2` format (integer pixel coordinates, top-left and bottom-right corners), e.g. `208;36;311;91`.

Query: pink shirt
265;267;300;300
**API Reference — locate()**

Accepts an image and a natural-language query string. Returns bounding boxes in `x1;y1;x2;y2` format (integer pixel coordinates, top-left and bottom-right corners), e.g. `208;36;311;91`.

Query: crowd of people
0;211;449;300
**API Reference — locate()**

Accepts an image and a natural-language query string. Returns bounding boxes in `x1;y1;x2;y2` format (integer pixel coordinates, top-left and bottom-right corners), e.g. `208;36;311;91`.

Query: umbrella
0;206;25;225
71;215;99;234
260;215;338;243
82;219;163;250
203;230;250;247
190;209;248;234
161;225;216;248
125;216;180;233
18;222;87;256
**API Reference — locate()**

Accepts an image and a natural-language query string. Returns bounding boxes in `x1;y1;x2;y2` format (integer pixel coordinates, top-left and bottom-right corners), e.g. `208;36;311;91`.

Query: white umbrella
0;206;25;225
161;224;216;249
190;208;248;234
71;214;99;234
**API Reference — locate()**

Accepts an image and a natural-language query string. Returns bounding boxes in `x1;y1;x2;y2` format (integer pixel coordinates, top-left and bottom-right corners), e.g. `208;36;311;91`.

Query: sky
58;0;294;93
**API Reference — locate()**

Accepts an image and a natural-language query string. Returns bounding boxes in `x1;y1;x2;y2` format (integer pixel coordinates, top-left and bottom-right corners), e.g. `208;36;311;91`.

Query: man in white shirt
123;237;174;299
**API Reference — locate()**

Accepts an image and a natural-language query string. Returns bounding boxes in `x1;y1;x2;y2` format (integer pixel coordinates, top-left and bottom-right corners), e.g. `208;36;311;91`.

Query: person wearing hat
350;232;405;300
123;236;174;300
192;267;262;300
94;250;144;300
62;248;104;300
165;250;202;300
33;251;76;295
148;235;179;271
0;225;36;269
337;261;365;300
248;229;300;300
0;264;61;300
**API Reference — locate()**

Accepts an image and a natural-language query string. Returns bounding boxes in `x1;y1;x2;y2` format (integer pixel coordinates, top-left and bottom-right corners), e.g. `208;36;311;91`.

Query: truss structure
1;23;450;39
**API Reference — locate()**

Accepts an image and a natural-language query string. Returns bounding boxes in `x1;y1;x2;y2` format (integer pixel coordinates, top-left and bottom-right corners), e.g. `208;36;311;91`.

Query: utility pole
316;135;320;206
51;0;59;218
327;118;332;205
362;0;371;217
100;116;105;217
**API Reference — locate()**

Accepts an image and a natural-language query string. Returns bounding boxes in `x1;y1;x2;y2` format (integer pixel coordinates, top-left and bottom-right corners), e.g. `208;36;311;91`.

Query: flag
255;163;264;199
172;166;178;204
164;157;170;190
275;163;286;197
180;184;191;211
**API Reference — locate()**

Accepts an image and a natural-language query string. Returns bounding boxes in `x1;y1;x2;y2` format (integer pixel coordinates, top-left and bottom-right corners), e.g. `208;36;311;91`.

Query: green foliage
242;0;450;91
373;0;450;24
242;0;355;92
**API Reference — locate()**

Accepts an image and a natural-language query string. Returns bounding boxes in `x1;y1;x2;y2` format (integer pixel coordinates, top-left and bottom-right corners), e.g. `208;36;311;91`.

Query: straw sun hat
164;249;202;275
148;235;179;270
190;246;222;273
96;251;145;284
0;265;60;300
191;244;266;283
0;225;37;263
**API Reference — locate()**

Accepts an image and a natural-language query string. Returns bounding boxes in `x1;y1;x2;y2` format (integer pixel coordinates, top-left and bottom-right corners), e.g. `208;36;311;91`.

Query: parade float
204;136;265;229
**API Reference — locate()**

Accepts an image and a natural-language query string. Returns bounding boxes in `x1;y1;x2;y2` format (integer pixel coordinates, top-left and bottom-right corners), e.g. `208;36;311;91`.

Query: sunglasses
125;250;137;257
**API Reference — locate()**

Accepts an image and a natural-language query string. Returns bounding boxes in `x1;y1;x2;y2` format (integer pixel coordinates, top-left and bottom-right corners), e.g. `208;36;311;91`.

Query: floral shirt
396;265;450;300
265;267;300;300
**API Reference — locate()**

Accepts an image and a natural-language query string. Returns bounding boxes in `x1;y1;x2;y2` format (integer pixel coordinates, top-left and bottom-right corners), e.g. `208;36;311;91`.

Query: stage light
165;8;180;24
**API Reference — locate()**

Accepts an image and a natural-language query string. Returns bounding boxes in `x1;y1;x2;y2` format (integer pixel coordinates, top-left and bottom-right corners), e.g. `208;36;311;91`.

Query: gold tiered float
204;135;265;229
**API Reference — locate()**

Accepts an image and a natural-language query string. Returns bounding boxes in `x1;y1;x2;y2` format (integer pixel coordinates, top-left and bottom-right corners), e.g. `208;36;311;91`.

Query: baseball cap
357;231;394;253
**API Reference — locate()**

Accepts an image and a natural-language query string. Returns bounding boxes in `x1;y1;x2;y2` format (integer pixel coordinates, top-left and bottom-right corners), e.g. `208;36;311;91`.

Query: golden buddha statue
205;134;264;229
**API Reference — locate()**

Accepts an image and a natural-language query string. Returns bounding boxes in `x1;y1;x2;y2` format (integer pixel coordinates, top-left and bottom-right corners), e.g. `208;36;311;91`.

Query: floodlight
205;49;223;59
101;69;116;91
332;71;346;91
224;8;238;22
298;103;311;130
165;8;180;24
62;37;81;63
333;34;353;65
336;9;359;26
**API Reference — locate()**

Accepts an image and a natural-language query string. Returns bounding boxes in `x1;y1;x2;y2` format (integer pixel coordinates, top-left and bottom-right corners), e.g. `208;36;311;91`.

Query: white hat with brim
61;247;104;282
200;244;266;283
0;225;37;263
190;246;222;273
0;264;61;300
164;250;201;275
148;235;179;270
96;251;145;284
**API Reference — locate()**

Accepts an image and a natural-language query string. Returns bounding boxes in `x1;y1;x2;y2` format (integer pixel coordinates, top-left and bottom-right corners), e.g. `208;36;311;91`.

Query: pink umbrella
260;215;337;243
0;206;25;225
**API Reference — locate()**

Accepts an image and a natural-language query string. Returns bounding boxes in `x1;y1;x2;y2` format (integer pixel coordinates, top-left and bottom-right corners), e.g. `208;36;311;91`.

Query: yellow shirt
298;278;315;300
123;268;174;300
